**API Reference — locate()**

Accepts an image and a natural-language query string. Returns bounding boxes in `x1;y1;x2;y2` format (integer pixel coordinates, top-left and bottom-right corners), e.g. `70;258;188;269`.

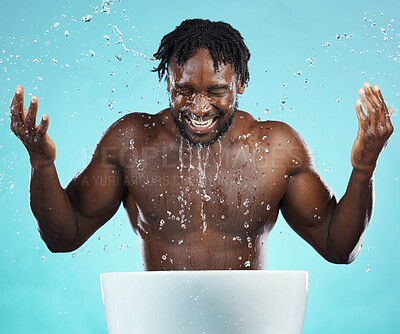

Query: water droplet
82;15;93;22
294;69;302;77
243;198;250;207
161;254;167;261
244;260;251;268
135;158;144;171
107;99;115;110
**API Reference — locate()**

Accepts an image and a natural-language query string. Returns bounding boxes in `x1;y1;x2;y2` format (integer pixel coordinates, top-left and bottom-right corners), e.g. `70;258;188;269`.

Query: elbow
37;223;82;253
41;234;81;253
326;255;354;265
321;232;364;264
323;245;361;265
45;241;80;253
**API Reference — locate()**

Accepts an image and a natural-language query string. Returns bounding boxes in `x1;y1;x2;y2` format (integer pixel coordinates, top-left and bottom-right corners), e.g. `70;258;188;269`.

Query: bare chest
123;140;289;241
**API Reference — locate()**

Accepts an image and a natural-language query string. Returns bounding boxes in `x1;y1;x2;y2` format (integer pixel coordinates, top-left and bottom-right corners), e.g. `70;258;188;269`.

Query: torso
114;109;298;270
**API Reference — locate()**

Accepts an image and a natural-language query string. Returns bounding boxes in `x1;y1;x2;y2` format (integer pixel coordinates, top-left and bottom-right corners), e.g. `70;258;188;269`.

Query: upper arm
279;124;337;257
65;119;128;245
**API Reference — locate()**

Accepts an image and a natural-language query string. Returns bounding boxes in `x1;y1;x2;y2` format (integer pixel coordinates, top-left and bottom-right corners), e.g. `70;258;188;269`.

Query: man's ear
236;80;246;94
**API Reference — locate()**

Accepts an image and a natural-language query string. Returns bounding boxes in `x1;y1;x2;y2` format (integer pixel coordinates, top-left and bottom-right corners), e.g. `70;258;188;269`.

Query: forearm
327;168;374;263
30;163;79;251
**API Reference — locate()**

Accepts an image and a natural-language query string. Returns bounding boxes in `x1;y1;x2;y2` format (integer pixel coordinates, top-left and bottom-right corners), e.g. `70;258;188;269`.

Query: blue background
1;0;399;333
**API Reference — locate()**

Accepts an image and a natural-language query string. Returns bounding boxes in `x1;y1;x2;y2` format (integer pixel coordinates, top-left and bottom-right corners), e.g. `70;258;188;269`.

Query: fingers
10;85;50;141
372;84;388;126
355;99;368;132
359;84;376;133
371;84;394;137
10;85;25;128
358;82;393;135
26;96;39;132
37;114;50;138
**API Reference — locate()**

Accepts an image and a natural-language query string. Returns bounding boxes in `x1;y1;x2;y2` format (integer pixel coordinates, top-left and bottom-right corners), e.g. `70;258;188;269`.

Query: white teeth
189;118;213;127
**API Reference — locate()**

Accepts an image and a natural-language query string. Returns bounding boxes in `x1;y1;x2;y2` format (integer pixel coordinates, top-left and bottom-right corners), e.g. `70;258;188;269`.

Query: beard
171;99;239;146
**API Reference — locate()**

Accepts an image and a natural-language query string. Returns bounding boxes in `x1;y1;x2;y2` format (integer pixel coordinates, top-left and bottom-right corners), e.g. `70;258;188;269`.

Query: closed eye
177;88;193;96
174;84;194;96
208;89;228;96
208;85;230;96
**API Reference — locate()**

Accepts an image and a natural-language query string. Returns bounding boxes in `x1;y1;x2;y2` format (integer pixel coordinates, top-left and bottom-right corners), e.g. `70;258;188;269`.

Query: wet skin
10;48;394;270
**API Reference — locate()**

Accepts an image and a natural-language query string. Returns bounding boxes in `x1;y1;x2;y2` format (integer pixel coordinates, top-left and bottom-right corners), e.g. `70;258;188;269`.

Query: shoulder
89;111;170;167
237;112;301;138
252;119;314;174
263;120;304;143
98;110;168;147
106;111;160;135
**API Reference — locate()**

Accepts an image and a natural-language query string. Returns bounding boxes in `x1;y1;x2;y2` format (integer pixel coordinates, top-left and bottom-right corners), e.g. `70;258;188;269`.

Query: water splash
197;144;210;233
112;25;153;60
177;136;188;226
214;139;222;181
81;15;93;22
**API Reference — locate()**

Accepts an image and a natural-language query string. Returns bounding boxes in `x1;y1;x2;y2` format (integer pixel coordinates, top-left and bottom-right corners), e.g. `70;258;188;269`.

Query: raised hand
10;85;56;169
351;82;394;174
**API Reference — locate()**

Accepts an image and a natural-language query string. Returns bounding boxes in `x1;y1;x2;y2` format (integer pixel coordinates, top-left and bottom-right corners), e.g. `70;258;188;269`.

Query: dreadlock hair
152;19;251;87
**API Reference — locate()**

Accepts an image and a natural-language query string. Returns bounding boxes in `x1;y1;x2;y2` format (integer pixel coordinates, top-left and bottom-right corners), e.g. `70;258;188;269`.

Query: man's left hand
351;82;394;174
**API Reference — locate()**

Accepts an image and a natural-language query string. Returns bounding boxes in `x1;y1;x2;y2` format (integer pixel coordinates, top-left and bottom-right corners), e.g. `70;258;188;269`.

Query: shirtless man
10;19;394;270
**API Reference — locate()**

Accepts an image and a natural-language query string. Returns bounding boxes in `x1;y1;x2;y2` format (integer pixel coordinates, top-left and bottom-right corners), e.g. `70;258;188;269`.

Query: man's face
167;48;245;145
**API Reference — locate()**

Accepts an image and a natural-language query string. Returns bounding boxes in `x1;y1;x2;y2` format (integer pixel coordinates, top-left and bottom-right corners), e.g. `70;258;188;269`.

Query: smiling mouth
188;116;215;128
183;114;218;133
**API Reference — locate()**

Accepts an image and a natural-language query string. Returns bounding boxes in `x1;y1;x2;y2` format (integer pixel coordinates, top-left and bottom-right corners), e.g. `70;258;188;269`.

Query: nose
191;93;212;118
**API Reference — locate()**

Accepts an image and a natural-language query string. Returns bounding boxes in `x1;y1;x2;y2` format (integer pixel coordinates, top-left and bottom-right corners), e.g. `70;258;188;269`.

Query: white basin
100;270;309;334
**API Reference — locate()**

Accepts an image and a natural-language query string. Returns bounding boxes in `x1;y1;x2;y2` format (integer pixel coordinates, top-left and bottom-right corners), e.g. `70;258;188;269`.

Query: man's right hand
10;85;56;169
